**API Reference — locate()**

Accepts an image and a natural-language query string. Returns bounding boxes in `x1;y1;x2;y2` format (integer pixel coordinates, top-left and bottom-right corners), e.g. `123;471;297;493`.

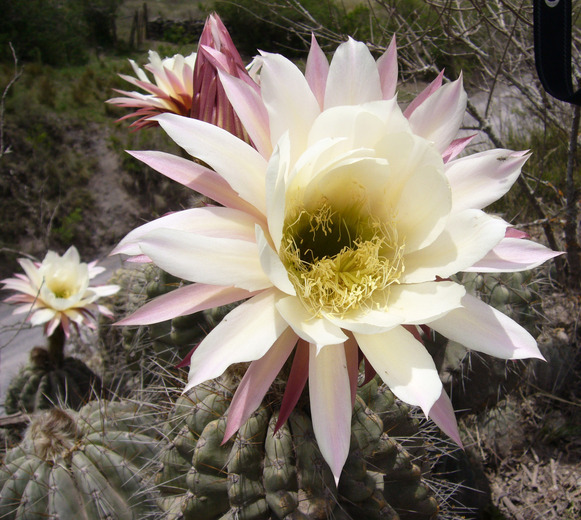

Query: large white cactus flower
2;246;119;337
114;37;560;483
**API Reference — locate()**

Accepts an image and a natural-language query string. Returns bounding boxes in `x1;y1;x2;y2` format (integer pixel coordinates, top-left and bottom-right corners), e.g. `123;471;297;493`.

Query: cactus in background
0;399;162;520
4;346;102;415
156;375;439;520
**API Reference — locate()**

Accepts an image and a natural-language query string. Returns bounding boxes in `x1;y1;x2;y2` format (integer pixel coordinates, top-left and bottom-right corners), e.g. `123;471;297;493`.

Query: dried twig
0;43;22;160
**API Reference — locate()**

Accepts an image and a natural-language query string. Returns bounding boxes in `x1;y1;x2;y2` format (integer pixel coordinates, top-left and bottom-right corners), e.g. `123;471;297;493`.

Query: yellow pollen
281;200;405;317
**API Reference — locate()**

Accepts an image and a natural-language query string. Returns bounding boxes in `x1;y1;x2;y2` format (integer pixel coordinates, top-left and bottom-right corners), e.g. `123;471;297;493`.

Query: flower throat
281;199;405;317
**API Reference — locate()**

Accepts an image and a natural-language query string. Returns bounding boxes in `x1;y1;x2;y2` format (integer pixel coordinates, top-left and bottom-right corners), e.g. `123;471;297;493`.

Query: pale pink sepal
429;389;463;447
505;227;529;239
428;293;545;360
305;34;329;110
376;35;398;100
124;254;151;263
309;342;352;486
275;339;309;432
442;134;476;164
403;70;444;119
222;327;298;442
218;70;272;158
466;237;563;272
185;289;289;390
126;150;258;217
116;283;256;325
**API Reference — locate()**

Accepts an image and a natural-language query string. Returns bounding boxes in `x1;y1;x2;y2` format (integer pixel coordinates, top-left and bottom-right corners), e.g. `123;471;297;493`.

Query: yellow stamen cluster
281;200;405;317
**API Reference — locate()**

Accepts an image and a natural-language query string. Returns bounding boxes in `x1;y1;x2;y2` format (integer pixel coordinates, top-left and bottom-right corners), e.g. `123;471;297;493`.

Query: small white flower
2;247;119;336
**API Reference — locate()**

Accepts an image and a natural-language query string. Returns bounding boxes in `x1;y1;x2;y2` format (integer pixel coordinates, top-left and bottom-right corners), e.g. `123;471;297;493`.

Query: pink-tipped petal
446;149;530;212
152;113;268;214
376;35;398;100
403;70;444;118
126;150;258;217
223;327;298;442
428;293;545;360
113;206;259;257
407;75;467;153
185;289;289;390
309;342;352;486
117;283;256;325
275;340;309;431
429;389;463;447
305;34;330;109
219;70;272;158
466;237;564;272
442;134;476;163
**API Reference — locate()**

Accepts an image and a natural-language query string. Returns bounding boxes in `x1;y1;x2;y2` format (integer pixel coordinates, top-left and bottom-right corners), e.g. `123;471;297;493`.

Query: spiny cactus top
0;400;162;520
113;22;561;483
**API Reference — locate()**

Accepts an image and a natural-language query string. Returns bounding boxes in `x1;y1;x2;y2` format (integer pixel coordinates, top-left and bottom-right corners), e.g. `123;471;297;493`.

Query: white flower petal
428;293;544;360
259;52;320;162
186;289;289;389
309;342;352;486
385;281;465;324
114;206;258;256
446;149;529;212
30;308;57;326
403;210;508;282
256;225;295;295
218;70;273;159
324;38;383;108
265;136;291;251
138;228;271;291
153;113;267;214
355;326;442;415
275;296;348;347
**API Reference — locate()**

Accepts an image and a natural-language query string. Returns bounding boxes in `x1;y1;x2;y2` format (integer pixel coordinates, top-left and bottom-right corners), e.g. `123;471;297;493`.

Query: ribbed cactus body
4;347;101;414
0;400;161;520
156;377;438;520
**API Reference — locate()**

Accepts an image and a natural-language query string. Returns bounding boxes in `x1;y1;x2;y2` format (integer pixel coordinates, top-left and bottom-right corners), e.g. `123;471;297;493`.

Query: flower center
280;199;405;317
46;274;75;299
